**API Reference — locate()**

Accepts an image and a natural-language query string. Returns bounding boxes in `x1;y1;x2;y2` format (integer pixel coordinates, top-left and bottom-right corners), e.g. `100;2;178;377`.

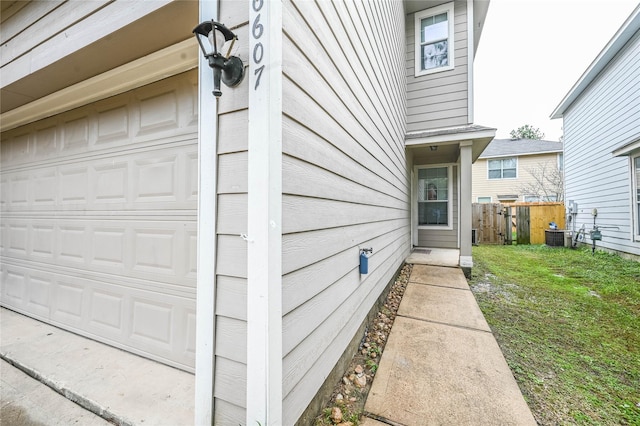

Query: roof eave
479;149;563;159
550;4;640;119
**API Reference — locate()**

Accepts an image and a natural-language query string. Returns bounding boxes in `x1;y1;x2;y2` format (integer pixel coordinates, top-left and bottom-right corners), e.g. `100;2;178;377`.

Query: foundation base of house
294;261;407;426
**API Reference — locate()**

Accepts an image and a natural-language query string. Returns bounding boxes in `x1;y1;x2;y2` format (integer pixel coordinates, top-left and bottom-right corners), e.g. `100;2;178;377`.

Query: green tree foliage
510;124;545;140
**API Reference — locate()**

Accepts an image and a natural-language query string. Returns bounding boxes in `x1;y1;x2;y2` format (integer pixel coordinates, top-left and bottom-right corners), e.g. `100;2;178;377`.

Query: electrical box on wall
360;248;373;274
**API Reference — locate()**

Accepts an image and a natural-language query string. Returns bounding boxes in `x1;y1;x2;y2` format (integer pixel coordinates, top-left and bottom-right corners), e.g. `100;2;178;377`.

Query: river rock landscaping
314;263;412;426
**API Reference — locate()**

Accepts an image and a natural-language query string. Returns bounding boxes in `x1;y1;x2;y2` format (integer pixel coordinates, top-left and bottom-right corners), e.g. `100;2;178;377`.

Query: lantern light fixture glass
193;20;244;97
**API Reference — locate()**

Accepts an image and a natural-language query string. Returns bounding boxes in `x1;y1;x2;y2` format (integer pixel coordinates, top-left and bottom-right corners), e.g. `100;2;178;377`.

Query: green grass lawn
469;245;640;425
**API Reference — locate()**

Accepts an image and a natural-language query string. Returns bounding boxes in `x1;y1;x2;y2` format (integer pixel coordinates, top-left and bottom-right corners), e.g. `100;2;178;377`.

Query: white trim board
405;128;496;146
246;0;284;423
467;0;474;124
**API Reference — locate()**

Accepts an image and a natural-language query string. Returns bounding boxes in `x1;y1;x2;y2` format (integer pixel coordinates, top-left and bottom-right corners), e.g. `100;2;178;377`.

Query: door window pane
418;167;449;226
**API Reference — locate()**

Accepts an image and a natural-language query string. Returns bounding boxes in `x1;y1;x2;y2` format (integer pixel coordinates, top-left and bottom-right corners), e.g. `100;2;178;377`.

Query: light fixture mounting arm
193;20;244;98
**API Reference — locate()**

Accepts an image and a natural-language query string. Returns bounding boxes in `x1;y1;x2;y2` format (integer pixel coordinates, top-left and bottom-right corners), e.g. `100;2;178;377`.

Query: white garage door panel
2;217;196;287
0;262;196;368
2;141;198;212
0;71;199;371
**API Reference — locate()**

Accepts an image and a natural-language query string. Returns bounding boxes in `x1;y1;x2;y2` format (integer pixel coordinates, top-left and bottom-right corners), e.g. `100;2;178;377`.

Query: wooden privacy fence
472;202;566;245
515;202;566;244
472;203;504;244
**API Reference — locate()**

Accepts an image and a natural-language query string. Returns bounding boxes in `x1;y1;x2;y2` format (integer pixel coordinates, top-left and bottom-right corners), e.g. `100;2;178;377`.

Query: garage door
1;71;198;371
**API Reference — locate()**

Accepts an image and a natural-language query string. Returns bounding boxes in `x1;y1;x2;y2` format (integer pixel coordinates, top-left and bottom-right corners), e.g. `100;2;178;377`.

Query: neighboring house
0;1;494;424
551;4;640;259
472;138;564;204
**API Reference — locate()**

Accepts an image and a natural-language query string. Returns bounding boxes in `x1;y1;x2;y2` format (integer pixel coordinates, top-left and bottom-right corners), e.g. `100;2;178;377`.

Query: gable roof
479;139;563;159
550;4;640;119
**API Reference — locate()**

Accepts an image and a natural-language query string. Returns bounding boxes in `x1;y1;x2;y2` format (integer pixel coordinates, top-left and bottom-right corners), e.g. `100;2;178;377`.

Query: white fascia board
0;39;198;132
550;5;640;119
479;149;564;159
194;1;218;425
405;128;496;146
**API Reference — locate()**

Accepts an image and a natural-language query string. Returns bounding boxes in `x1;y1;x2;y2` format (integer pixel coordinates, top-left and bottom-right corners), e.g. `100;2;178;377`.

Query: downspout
195;0;218;424
467;0;474;124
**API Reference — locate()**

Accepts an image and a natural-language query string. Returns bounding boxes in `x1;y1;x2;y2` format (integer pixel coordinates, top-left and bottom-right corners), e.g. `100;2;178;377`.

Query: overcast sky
474;0;639;141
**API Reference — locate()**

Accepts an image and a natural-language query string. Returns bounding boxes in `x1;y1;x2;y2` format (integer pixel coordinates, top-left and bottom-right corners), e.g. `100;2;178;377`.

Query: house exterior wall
472;152;562;203
406;0;469;132
563;29;640;256
2;0;487;422
209;0;411;423
281;0;409;423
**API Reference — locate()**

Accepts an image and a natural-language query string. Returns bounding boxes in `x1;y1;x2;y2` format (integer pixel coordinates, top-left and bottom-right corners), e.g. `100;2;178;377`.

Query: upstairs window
415;3;455;76
488;158;517;179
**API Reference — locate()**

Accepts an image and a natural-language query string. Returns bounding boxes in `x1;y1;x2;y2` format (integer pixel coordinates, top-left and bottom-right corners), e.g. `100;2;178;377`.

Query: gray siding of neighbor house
417;166;459;248
563;29;640;257
406;0;469;132
282;0;410;423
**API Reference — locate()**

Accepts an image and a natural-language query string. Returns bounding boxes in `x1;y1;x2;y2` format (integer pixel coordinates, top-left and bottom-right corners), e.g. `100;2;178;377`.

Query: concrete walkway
362;264;537;426
0;308;194;426
1;358;112;426
1;256;536;426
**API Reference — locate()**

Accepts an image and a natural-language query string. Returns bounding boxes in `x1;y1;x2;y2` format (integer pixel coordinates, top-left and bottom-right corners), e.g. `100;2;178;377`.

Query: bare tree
518;162;564;202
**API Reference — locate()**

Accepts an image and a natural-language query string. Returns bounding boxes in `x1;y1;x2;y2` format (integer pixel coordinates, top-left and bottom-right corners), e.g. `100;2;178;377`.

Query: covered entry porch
406;125;495;272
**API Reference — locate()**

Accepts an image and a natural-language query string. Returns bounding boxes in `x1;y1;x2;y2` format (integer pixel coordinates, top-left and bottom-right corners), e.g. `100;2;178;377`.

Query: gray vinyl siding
563;29;640;257
418;166;459;247
211;3;250;423
282;0;409;424
406;0;469;132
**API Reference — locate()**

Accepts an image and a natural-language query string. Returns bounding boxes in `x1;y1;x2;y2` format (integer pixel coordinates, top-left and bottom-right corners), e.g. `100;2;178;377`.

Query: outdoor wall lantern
193;20;244;97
